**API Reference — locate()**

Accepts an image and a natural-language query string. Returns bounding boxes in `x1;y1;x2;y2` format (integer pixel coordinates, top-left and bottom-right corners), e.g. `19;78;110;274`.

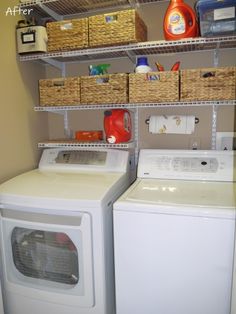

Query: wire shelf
19;36;236;64
19;0;164;18
38;140;135;148
34;100;236;112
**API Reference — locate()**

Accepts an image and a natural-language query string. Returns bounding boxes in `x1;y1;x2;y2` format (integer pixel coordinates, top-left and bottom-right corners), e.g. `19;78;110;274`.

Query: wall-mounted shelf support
126;50;136;64
46;109;71;138
134;108;139;163
43;58;66;75
211;105;218;150
63;111;72;138
213;42;220;67
128;0;140;8
38;2;62;20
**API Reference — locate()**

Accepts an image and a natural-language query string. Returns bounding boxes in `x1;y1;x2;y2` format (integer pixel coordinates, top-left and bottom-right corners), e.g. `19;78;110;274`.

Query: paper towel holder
145;117;199;124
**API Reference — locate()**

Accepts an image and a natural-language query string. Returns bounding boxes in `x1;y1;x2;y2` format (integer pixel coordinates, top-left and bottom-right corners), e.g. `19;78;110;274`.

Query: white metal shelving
19;0;165;20
19;36;236;64
19;0;236;151
34;100;236;111
38;140;135;148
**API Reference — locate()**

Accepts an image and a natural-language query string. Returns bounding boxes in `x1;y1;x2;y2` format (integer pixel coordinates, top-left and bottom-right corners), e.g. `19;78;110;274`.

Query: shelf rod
213;42;220;67
211;105;218;150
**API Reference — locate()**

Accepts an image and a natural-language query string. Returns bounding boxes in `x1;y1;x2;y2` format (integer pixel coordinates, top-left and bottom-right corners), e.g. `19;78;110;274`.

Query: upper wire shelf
19;36;236;63
19;0;164;19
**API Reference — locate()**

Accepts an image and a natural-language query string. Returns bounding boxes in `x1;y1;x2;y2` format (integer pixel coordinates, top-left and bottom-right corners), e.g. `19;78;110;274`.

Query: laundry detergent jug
163;0;198;40
104;109;132;144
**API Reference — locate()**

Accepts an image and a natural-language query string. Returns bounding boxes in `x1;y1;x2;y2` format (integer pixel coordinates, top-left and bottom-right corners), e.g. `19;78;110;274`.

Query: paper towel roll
148;115;196;134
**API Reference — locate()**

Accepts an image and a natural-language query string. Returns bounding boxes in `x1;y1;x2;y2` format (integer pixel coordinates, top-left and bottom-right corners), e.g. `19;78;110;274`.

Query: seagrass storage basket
39;77;80;106
180;67;236;101
81;74;128;104
129;71;179;103
46;18;88;52
88;9;147;47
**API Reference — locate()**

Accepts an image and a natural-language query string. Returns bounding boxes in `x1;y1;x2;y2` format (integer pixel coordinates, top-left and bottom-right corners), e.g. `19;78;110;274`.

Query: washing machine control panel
172;157;218;172
138;150;235;181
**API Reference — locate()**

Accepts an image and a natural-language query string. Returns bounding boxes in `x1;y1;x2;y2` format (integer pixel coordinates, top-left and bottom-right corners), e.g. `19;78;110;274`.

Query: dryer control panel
39;148;130;173
138;150;235;181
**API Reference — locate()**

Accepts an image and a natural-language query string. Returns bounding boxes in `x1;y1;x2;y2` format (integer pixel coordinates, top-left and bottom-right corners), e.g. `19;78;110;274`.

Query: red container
163;0;198;40
104;109;132;144
75;130;103;142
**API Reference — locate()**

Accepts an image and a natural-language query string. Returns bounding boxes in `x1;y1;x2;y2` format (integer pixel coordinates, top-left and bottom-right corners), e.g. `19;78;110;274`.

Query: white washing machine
0;148;134;314
113;149;236;314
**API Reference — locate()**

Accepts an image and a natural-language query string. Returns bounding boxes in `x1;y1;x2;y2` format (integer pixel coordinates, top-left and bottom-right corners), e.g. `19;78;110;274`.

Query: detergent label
214;7;235;21
168;11;185;34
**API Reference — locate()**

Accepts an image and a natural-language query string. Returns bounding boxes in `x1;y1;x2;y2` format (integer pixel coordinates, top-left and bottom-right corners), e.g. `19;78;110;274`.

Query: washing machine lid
115;178;236;219
0;169;126;209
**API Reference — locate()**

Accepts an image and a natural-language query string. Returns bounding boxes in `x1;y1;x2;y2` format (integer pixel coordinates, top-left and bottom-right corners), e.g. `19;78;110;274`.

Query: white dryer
113;149;236;314
0;148;133;314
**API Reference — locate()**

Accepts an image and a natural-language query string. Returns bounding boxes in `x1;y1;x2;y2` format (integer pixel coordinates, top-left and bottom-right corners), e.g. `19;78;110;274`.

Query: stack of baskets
38;67;236;106
46;9;147;52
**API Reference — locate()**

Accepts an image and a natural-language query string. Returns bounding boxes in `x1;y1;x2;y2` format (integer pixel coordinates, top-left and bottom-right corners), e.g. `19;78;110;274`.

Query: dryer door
0;208;94;308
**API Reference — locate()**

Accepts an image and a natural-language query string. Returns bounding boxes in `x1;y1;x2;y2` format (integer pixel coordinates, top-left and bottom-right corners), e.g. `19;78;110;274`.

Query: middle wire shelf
34;100;236;112
20;36;236;64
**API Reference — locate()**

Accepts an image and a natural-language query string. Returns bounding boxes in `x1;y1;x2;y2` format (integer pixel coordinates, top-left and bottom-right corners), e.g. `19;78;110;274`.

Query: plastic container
135;57;152;73
75;130;103;141
163;0;198;40
104;109;132;144
196;0;236;37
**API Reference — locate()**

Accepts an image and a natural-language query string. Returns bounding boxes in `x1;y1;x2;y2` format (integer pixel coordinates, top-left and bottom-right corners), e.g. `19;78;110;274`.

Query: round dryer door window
11;227;79;285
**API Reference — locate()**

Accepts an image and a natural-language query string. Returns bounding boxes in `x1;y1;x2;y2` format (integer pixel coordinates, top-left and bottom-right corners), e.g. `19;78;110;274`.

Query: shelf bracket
42;58;66;76
48;110;71;138
213;42;220;67
38;2;63;21
211;104;218;150
126;50;136;64
133;108;139;164
128;0;140;9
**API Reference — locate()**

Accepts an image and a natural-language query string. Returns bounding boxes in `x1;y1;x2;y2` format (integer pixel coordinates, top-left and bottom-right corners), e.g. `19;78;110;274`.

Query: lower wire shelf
38;139;135;149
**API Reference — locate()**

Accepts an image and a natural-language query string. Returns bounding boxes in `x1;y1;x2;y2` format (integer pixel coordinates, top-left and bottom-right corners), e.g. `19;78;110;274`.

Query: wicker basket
180;67;236;101
81;74;128;104
39;77;80;106
46;18;88;52
129;72;179;103
88;9;147;47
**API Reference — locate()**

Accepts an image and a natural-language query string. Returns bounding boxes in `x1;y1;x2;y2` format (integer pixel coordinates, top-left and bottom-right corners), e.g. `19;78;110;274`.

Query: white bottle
135;57;152;73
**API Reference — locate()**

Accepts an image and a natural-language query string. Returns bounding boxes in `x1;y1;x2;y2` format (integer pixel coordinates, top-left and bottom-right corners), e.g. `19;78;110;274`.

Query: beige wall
46;2;236;149
0;0;48;184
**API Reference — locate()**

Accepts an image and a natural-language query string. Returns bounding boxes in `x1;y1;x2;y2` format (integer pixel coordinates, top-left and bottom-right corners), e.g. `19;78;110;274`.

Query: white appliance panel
114;209;235;314
39;148;129;173
138;149;234;181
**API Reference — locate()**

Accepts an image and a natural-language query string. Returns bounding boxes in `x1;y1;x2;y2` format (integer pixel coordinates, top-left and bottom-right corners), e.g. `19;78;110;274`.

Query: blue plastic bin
196;0;236;37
